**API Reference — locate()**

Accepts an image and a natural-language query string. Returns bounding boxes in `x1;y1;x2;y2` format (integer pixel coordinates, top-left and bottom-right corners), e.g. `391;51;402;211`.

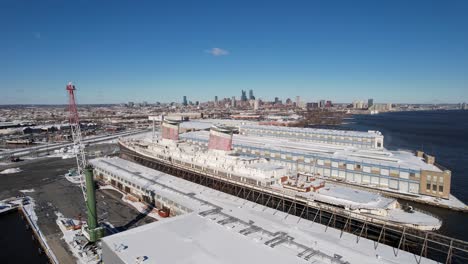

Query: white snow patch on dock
19;188;35;193
0;167;22;174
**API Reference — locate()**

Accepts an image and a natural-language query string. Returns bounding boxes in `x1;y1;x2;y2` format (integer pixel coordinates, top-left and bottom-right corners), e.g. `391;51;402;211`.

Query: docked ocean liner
118;119;442;231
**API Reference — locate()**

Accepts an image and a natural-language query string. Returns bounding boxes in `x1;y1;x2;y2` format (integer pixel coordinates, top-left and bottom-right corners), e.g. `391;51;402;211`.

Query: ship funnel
161;119;180;141
208;125;235;151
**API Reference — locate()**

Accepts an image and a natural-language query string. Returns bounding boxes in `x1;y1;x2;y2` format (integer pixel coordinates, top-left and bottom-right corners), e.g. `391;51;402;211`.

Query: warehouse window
439;185;444;193
426;183;431;190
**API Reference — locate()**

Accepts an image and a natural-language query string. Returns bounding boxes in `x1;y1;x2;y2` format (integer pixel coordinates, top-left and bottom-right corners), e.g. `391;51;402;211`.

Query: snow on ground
0;167;22;174
55;212;101;264
21;197;59;263
64;171;84;184
23;198;39;225
19;188;35;193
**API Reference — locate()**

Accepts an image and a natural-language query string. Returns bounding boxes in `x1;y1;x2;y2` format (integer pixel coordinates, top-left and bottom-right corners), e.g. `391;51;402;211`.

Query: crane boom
66;82;88;200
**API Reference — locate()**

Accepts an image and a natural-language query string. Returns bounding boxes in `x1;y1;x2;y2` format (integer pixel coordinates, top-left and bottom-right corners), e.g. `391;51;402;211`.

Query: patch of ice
0;168;22;174
62;154;74;159
20;189;35;193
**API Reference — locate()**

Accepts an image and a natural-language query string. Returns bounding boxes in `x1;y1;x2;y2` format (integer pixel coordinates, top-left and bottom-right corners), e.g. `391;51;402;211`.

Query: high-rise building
368;99;374;108
353;100;365;109
319;100;326;108
306;102;319;109
254;99;259;110
249;89;255;100
295;96;300;106
241;90;248;101
214;96;218;105
274;97;279;104
232;96;236;107
182;96;188;106
325;100;332;107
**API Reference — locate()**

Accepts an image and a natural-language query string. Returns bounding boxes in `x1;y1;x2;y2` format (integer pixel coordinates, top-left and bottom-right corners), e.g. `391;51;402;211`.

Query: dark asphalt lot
0;144;155;263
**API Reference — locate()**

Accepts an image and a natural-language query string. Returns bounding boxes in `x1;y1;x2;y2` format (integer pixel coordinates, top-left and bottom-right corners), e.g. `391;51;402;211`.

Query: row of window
242;127;377;140
426;183;444;194
245;130;376;143
238;148;420;180
181;137;417;178
154;194;190;213
425;174;445;195
96;167;193;213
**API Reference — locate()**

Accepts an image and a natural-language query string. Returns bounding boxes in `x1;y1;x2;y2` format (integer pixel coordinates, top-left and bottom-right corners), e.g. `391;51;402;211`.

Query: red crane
66;82;88;200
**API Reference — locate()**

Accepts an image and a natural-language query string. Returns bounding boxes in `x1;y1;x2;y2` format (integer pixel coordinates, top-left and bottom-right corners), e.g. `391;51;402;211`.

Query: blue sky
1;0;467;104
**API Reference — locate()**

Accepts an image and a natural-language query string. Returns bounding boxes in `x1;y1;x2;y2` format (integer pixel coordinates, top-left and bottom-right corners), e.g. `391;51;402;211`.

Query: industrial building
180;130;451;199
239;125;385;150
91;157;437;264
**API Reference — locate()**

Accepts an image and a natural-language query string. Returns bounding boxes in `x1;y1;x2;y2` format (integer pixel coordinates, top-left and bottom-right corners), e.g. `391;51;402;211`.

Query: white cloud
205;47;229;56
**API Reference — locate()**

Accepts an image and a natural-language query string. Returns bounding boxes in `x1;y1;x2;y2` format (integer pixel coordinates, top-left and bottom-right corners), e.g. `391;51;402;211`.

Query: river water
341;110;468;240
0;211;50;263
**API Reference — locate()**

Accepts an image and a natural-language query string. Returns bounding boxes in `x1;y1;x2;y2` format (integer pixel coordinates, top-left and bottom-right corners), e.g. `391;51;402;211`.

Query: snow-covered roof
94;157;437;264
240;124;383;139
102;213;308;264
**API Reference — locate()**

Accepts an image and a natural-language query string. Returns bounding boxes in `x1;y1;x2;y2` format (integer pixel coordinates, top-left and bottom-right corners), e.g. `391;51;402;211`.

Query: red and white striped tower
66;82;88;199
161;119;180;141
208;125;234;151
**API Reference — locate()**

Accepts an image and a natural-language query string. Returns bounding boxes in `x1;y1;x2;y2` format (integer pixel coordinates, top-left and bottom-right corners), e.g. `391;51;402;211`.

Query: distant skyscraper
325;100;332;107
295;96;300;106
182;96;188;106
353;100;365;109
368;98;374;108
214;96;218;105
232;96;236;107
319;100;326;108
241;90;248;101
274;97;279;104
307;102;319;109
249;89;255;100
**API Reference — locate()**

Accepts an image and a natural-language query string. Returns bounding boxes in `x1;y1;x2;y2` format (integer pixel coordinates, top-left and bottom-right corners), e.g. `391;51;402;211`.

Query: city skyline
1;0;468;104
